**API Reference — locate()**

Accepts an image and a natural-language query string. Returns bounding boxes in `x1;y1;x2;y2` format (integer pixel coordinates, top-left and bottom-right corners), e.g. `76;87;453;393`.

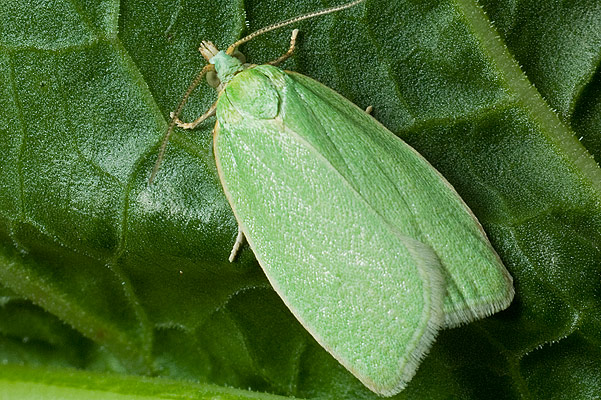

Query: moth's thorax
209;51;245;85
216;65;284;125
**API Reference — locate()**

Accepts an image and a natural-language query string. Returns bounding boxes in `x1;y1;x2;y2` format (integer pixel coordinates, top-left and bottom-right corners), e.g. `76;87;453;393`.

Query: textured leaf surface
1;0;600;399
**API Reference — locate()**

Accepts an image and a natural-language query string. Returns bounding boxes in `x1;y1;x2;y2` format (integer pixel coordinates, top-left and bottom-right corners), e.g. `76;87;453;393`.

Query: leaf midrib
454;0;601;191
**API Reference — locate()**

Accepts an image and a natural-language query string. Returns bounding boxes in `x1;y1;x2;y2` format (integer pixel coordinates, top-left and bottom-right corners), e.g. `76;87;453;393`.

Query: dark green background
1;0;600;398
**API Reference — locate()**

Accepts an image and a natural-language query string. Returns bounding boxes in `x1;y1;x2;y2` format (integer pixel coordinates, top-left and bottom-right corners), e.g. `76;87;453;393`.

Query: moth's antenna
149;63;214;184
226;0;366;54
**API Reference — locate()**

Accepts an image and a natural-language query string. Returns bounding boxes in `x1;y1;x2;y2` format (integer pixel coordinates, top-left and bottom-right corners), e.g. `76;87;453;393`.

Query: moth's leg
171;101;217;130
268;29;299;66
149;64;216;183
365;106;373;115
229;226;246;262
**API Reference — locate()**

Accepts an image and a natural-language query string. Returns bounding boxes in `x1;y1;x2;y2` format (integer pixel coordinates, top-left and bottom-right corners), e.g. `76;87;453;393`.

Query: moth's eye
206;70;221;88
232;49;246;64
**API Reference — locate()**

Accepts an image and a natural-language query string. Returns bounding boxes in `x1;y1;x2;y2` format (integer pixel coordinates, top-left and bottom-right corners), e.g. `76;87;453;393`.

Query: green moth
152;0;514;396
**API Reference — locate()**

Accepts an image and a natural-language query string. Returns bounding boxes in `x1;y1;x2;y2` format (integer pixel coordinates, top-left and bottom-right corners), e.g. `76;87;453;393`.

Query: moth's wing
214;67;445;395
279;68;513;328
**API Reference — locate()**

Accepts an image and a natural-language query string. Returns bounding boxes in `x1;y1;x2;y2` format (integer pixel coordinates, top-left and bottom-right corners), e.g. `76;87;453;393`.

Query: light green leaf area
0;364;292;400
0;0;599;399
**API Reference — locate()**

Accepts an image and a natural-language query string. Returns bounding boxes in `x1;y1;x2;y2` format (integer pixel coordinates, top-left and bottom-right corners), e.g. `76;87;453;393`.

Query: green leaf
0;364;293;400
1;0;600;399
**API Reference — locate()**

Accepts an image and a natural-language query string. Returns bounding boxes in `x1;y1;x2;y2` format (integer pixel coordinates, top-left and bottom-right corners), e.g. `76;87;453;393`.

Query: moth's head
200;41;247;89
